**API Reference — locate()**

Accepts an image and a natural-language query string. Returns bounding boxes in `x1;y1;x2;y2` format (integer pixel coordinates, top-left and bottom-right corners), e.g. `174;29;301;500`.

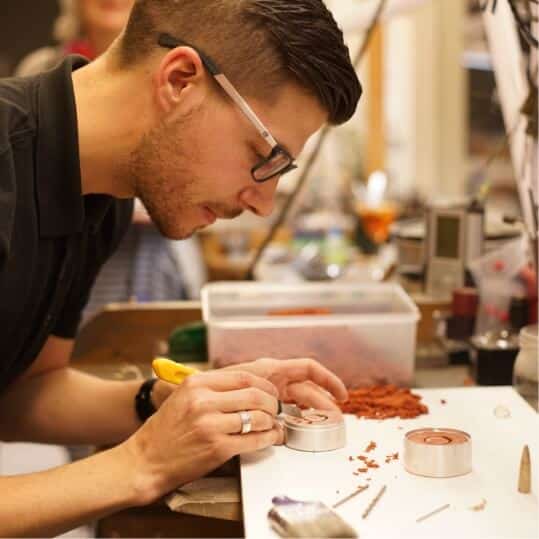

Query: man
0;0;361;535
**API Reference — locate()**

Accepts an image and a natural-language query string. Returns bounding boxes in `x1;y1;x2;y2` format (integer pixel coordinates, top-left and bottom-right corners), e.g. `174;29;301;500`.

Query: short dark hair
119;0;361;124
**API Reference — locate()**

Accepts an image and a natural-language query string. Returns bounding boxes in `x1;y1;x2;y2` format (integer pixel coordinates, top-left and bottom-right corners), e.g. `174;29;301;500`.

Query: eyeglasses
158;33;297;183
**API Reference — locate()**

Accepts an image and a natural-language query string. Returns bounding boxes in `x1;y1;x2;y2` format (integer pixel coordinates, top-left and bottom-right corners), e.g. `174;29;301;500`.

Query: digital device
425;202;484;297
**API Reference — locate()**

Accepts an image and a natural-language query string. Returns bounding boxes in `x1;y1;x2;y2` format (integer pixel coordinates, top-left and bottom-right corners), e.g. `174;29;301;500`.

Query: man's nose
239;179;279;217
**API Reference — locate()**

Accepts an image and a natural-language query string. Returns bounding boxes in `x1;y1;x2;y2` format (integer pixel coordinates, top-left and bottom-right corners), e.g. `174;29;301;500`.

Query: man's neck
72;53;151;199
86;29;117;58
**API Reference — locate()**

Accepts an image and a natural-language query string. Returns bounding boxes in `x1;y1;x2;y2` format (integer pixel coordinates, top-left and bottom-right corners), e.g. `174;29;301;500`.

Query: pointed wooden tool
518;445;531;494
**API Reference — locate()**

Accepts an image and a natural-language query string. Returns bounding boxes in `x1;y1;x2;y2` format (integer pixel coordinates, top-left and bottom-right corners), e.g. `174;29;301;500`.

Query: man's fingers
218;410;275;434
285;381;342;412
228;425;284;454
212;387;279;416
278;359;348;401
186;371;278;398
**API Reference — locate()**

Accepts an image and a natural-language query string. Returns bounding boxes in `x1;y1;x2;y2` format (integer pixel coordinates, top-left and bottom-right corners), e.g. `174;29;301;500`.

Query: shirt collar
36;55;113;237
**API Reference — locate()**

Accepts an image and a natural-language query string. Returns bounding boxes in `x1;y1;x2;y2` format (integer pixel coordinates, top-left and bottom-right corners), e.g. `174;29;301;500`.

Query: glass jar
513;325;538;411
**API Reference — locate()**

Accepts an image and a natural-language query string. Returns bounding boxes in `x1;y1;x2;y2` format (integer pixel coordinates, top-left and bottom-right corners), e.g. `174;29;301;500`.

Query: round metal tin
404;428;472;478
284;411;346;452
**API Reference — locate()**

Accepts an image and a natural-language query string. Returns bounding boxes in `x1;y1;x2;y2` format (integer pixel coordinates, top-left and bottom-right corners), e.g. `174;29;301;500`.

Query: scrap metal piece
494;405;511;419
469;498;487;512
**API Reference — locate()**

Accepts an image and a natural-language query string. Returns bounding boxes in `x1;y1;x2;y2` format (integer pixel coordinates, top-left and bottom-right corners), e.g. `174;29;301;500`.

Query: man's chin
162;224;208;241
154;223;193;241
164;230;195;240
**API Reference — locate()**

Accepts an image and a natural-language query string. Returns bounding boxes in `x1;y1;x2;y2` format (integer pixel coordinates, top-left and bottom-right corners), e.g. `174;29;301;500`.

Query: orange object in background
356;203;397;244
267;307;332;316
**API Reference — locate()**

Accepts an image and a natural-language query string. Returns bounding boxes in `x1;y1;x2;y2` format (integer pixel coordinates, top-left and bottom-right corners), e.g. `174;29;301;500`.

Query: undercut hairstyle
118;0;361;124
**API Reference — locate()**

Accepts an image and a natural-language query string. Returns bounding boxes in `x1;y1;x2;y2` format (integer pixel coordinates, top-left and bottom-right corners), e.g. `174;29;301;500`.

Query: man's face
129;82;326;240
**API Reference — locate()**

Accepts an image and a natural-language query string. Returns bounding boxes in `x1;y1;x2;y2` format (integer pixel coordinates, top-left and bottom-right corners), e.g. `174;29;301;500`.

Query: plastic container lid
202;282;420;328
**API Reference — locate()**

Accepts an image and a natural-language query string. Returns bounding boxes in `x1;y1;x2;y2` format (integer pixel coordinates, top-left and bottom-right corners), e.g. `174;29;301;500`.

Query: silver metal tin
284;411;346;452
404;428;472;478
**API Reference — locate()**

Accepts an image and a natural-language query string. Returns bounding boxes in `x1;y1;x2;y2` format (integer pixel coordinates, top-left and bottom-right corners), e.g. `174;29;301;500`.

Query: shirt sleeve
51;199;134;339
51;268;96;339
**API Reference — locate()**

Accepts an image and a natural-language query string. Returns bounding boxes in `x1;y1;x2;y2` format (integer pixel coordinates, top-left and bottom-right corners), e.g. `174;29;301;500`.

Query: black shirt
0;56;133;393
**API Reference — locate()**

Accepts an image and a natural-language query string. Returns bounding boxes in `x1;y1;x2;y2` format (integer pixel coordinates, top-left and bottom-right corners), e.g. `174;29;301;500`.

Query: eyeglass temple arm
158;33;278;150
213;75;278;149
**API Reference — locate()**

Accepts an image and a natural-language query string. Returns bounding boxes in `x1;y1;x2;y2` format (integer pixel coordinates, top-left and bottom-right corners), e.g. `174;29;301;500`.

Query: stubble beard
127;122;200;240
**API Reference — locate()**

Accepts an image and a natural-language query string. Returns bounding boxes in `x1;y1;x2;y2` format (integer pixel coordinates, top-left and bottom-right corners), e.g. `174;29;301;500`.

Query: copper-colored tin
404;428;472;478
284;411;346;452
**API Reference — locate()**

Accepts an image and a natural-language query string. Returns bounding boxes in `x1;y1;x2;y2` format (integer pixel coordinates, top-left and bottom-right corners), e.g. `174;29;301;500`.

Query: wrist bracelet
135;378;158;422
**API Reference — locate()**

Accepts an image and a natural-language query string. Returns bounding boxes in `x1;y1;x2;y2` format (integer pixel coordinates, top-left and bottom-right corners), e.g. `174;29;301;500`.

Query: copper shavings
340;385;429;419
365;441;377;452
349;445;397;477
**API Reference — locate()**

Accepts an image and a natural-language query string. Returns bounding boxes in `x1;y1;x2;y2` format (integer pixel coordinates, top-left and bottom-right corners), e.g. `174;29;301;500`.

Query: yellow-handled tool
152;357;200;385
152;357;302;417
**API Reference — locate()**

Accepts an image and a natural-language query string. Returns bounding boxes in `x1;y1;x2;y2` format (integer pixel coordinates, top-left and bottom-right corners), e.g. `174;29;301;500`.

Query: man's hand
224;358;348;412
150;378;178;410
123;370;284;504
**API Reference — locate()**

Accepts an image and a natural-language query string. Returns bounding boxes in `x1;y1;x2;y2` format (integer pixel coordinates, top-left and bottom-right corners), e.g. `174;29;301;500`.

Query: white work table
241;387;539;539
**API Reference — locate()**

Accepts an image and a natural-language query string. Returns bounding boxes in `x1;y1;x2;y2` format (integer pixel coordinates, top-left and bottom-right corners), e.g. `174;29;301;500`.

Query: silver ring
238;411;252;435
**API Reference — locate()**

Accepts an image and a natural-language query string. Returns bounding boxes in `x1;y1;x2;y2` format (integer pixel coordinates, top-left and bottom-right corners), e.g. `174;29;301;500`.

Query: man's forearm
0;443;148;537
0;368;143;445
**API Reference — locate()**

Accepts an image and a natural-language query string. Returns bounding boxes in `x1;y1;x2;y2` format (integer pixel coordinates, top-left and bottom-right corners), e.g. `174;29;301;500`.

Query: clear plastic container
513;325;538;411
202;282;420;388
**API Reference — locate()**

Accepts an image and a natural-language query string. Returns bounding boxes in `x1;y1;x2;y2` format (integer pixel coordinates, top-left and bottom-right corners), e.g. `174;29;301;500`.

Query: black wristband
135;378;158;422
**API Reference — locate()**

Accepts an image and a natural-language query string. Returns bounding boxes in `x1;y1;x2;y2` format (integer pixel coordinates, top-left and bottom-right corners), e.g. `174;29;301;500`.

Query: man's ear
154;47;206;115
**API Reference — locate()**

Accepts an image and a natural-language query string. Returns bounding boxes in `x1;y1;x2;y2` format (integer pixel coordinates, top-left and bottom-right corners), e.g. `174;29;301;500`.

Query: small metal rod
416;503;451;523
362;485;386;519
332;485;370;509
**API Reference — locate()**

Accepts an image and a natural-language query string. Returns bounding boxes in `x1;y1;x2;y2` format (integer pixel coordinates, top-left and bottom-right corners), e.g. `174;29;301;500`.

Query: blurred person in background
17;0;134;76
